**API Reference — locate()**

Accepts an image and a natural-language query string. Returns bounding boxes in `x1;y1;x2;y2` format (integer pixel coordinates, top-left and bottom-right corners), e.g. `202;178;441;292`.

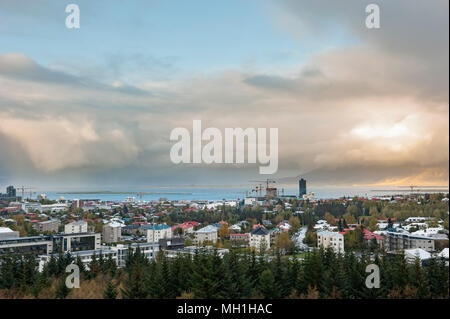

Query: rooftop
0;227;14;233
195;225;219;233
251;227;269;236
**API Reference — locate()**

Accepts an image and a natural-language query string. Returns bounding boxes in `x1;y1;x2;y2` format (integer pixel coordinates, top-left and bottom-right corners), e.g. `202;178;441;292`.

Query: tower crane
249;179;276;201
15;186;35;201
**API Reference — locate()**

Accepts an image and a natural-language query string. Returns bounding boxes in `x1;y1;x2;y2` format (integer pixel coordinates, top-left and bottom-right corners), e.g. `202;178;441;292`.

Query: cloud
0;53;152;96
0;1;448;187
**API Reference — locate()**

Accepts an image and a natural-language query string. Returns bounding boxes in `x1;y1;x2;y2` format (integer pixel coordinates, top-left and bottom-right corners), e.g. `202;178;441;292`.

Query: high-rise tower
299;178;307;197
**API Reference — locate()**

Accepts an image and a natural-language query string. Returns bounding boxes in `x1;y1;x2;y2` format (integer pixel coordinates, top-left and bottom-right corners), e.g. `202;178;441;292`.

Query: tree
274;232;292;252
288;216;301;232
191;251;224;299
343;212;356;225
222;251;252;298
303;231;317;247
337;219;343;232
218;224;230;239
410;258;430;298
55;279;70;299
258;269;277;299
346;205;359;218
103;279;118;299
174;227;183;237
368;217;379;231
324;212;335;226
387;218;394;229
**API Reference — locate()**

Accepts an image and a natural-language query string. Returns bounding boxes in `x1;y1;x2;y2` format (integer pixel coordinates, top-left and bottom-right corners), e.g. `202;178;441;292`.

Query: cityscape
0;0;448;309
0;181;448;299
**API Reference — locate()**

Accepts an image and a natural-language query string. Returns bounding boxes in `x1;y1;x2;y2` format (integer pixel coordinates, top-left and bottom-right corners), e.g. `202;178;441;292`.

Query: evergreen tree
258;269;277;299
0;256;15;289
103;279;118;299
191;250;222;299
410;258;430;298
55;279;70;299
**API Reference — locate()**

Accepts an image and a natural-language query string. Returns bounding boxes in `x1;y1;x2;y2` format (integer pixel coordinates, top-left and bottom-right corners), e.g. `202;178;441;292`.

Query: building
194;225;218;244
0;186;21;202
159;237;185;251
37;194;48;201
404;248;431;264
299;178;307;197
317;230;344;254
50;232;101;253
339;227;384;247
171;221;199;234
0;236;52;257
102;222;122;243
0;232;101;257
0;227;19;240
230;233;250;247
64;220;88;234
40;203;68;213
165;246;229;259
146;224;172;242
38;242;160;271
6;186;16;198
437;248;449;266
385;231;435;252
33;219;60;233
249;227;270;251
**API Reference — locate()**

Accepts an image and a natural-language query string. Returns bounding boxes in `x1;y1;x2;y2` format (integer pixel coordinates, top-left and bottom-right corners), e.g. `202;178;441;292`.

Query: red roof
340;227;383;240
171;221;199;230
0;208;18;212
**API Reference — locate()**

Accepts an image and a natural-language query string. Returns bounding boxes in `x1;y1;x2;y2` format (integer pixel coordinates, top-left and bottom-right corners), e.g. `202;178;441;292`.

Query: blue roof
142;224;171;230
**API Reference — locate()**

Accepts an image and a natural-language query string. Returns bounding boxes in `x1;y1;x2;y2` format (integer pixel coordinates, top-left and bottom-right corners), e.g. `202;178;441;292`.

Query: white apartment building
65;220;88;234
102;222;122;243
194;225;218;244
0;227;19;240
385;231;435;252
249;227;270;251
146;224;172;243
317;231;345;254
38;242;159;271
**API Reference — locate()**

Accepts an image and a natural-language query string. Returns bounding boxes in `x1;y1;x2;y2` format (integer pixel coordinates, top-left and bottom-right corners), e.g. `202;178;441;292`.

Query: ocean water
37;185;447;202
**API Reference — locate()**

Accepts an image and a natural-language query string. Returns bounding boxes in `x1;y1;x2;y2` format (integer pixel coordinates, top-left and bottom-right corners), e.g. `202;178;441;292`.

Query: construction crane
16;186;35;201
28;191;36;200
249;179;276;200
409;185;418;193
251;185;263;196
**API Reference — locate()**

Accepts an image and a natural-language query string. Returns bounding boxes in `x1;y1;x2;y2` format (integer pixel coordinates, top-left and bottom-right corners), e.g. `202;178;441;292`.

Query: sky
0;0;448;189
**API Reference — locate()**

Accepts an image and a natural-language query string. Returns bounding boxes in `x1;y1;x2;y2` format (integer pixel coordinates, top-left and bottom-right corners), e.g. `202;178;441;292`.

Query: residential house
64;220;88;234
146;224;172;242
317;230;344;254
194;225;218;244
249;227;270;251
